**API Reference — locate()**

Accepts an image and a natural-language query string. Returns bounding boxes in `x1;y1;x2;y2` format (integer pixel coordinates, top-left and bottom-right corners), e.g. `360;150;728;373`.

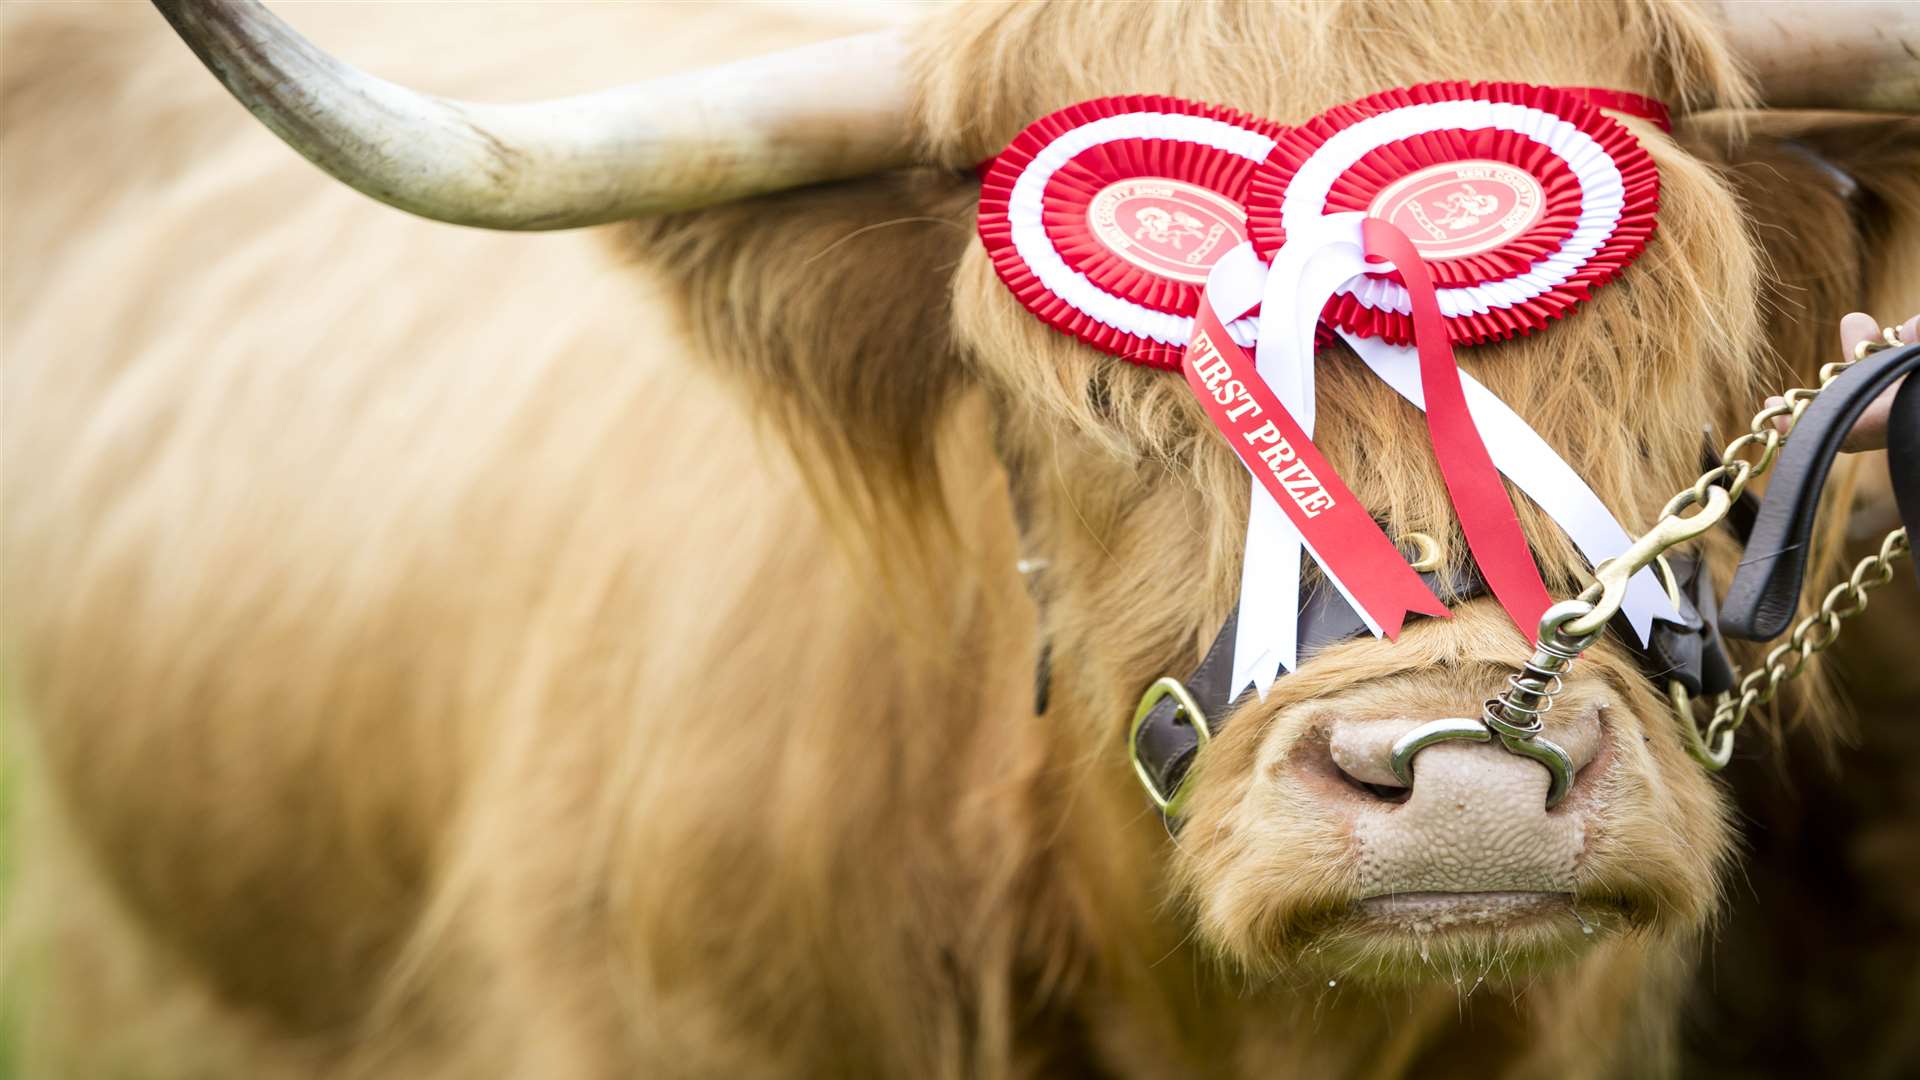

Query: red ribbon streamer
1362;217;1553;641
1562;86;1672;132
1183;300;1449;639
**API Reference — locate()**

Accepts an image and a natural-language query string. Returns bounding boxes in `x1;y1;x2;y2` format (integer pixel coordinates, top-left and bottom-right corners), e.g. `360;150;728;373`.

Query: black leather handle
1721;342;1920;640
1891;363;1920;587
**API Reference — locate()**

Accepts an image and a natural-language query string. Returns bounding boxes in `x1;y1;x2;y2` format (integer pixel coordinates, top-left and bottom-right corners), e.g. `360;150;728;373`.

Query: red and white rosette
977;95;1285;370
1245;81;1660;346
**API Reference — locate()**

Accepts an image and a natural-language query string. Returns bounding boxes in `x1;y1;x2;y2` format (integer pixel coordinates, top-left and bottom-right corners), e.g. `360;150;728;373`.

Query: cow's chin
1179;875;1668;990
1272;889;1649;987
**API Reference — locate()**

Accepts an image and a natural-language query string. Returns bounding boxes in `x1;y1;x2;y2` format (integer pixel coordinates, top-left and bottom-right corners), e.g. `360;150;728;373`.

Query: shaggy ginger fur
4;2;1917;1077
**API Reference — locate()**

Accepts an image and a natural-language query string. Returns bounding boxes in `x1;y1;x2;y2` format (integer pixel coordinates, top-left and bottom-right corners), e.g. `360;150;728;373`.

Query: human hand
1767;311;1917;452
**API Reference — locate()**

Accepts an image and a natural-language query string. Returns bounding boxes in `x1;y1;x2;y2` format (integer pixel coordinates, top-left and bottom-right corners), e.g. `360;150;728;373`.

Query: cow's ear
614;168;982;558
1685;112;1920;383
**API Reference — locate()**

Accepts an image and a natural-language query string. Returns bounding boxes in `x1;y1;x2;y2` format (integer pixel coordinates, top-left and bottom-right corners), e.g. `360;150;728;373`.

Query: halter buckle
1128;677;1211;814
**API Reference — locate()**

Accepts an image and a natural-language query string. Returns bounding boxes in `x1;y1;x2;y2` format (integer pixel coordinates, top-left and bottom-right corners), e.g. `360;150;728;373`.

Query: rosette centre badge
1087;177;1249;285
1367;160;1545;261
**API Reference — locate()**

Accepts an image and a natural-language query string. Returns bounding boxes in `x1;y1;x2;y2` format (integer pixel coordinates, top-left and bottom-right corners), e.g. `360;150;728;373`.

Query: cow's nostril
1349;776;1411;804
1326;718;1418;794
1326;734;1413;804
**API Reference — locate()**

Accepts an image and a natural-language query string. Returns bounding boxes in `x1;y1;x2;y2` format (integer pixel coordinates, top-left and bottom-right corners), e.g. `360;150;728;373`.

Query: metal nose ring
1389;718;1575;809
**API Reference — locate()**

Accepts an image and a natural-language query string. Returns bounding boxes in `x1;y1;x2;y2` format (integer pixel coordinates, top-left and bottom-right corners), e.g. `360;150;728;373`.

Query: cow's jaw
1355;890;1598;930
1298;889;1641;988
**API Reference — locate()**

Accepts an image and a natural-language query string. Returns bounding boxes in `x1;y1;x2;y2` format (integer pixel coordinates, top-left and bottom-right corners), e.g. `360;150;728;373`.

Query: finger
1839;315;1917;452
1840;381;1898;453
1841;311;1879;358
1767;394;1791;438
1767;385;1900;451
1766;315;1907;448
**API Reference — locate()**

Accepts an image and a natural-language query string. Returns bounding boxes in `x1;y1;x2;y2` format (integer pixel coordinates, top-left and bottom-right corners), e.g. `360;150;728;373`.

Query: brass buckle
1128;676;1212;814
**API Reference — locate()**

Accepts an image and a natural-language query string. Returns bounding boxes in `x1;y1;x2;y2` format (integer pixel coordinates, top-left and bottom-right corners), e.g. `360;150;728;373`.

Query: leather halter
1123;544;1736;815
1116;136;1920;818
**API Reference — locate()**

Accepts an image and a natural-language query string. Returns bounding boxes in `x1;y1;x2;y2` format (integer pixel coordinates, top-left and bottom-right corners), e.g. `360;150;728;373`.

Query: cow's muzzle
1325;705;1604;897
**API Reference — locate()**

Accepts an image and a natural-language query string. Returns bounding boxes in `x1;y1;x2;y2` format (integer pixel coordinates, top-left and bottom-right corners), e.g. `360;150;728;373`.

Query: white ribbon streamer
1231;215;1385;697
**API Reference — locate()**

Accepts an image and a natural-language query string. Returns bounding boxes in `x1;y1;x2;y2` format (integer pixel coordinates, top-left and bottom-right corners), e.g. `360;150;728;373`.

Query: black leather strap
1721;342;1920;640
1131;606;1241;801
1890;362;1920;587
1032;639;1052;715
1637;554;1735;697
1129;584;1370;807
1130;550;1736;812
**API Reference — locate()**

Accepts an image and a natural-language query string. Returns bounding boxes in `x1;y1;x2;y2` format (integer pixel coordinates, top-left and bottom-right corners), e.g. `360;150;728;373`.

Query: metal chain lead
1486;326;1913;766
1673;526;1909;767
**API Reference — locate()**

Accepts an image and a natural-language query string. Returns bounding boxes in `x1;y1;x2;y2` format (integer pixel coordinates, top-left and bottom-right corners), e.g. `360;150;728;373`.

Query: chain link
1486;326;1913;768
1562;356;1853;637
1674;527;1909;768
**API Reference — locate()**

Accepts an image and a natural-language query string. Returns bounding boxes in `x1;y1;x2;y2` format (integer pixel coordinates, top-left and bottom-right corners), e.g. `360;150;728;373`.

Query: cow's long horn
1718;1;1920;111
150;0;914;230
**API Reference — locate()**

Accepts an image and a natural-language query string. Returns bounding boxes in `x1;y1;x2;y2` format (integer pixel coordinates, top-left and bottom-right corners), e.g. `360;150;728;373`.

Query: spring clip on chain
1484;601;1605;742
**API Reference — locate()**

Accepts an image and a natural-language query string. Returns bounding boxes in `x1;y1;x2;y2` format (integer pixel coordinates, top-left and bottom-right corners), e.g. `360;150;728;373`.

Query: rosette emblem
977;95;1285;370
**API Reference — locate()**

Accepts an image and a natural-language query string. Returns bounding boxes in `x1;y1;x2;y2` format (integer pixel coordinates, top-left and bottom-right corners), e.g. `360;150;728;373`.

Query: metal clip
1670;679;1734;770
1387;717;1575;809
1128;677;1211;814
1566;486;1732;636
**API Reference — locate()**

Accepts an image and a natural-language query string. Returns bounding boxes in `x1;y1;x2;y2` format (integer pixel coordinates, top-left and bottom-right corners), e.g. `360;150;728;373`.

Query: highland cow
3;2;1918;1077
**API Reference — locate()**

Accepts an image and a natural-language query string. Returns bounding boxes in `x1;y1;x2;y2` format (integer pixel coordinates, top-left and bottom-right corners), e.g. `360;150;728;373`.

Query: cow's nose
1325;712;1603;895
